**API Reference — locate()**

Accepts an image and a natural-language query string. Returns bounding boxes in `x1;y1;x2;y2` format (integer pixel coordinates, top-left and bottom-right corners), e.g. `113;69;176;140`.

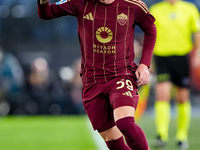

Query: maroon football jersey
38;0;156;86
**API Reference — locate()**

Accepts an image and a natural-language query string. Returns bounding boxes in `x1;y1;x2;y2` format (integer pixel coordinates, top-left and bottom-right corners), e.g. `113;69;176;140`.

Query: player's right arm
37;0;62;20
37;0;78;20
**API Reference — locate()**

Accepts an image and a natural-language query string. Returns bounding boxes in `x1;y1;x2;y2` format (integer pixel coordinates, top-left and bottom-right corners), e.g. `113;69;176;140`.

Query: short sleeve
190;4;200;33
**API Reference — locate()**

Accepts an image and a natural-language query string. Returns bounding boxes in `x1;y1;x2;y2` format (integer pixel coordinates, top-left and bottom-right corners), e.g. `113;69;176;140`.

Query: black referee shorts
154;55;190;87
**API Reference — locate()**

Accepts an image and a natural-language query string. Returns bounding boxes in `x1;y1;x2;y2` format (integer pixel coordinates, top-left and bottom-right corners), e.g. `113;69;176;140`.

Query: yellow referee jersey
150;0;200;56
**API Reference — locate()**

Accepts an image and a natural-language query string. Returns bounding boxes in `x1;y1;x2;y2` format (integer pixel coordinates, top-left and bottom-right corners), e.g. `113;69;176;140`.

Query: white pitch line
86;117;109;150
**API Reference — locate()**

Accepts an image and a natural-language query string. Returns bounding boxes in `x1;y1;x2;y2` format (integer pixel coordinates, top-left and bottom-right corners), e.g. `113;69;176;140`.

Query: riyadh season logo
56;0;68;5
96;27;113;44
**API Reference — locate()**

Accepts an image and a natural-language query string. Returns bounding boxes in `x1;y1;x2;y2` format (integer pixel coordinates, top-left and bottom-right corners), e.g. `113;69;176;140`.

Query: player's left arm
134;6;157;86
135;22;156;86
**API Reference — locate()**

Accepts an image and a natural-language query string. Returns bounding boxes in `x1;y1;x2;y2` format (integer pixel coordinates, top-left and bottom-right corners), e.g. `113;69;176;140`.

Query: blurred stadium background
0;0;199;150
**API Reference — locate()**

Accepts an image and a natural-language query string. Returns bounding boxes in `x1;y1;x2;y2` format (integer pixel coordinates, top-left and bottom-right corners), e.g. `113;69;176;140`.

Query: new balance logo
84;13;94;21
122;91;133;97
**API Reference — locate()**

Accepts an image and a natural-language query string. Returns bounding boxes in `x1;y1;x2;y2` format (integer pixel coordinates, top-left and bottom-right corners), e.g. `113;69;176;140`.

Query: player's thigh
114;105;136;121
109;76;139;120
83;84;115;132
83;95;115;132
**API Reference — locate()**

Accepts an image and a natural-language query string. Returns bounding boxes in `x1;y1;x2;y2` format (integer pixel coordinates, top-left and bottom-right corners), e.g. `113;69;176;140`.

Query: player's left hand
135;64;150;86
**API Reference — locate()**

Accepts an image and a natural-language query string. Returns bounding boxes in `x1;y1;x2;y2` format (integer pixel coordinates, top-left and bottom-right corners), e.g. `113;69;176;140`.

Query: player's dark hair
94;0;97;4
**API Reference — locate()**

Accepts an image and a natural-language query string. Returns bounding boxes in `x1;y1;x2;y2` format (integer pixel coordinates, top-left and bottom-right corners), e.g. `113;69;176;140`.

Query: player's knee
99;126;123;141
115;116;135;134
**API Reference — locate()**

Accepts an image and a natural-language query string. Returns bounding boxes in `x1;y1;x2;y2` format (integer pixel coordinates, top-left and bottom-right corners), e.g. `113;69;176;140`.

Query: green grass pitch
0;116;96;150
0;115;199;150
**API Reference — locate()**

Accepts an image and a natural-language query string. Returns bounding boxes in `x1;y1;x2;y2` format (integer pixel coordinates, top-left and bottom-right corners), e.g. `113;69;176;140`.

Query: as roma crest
117;13;128;26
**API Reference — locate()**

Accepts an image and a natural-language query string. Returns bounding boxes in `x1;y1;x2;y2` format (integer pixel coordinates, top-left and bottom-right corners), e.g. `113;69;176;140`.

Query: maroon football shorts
82;75;139;132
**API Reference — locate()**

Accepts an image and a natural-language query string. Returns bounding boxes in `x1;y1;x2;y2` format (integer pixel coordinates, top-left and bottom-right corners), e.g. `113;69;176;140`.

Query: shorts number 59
116;79;133;91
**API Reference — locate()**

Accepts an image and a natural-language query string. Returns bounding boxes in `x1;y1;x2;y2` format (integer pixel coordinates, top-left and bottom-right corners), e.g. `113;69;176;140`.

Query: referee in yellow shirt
150;0;200;149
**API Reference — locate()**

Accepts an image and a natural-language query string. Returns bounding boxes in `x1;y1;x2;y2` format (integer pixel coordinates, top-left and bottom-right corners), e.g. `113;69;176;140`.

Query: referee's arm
191;32;200;67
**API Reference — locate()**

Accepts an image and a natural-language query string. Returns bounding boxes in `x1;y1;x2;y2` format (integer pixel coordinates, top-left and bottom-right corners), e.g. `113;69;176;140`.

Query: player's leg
114;106;150;150
175;87;191;149
99;106;150;150
154;81;171;146
102;75;150;150
82;83;130;150
99;126;131;150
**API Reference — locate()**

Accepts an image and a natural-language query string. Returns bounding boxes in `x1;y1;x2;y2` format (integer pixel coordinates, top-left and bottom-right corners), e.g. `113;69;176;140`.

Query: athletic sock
116;117;149;150
155;101;170;142
105;136;131;150
176;101;191;141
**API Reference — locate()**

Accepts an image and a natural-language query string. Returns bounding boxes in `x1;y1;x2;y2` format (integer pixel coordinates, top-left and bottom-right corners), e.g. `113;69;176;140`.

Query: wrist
40;0;48;4
139;63;149;69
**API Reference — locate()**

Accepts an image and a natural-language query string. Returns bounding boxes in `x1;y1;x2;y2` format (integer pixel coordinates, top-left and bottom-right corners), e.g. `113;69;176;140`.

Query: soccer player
37;0;157;149
149;0;200;149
